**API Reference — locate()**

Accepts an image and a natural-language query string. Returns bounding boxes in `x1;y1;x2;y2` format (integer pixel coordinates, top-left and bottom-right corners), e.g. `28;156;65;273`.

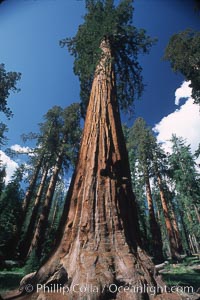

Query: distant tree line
126;118;200;262
0;112;199;268
0;103;82;270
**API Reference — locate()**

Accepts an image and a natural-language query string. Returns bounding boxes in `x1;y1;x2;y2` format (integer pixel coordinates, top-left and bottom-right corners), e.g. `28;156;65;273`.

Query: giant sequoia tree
128;118;184;261
26;104;81;260
128;118;164;263
17;1;173;299
61;0;154;117
169;135;200;252
18;104;81;261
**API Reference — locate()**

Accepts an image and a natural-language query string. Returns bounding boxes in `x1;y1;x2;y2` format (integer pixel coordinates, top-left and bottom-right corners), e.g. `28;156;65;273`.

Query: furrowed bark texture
26;40;165;300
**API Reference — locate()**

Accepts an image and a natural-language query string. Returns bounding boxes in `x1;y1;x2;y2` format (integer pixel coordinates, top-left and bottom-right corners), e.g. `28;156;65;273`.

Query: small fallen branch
155;261;169;272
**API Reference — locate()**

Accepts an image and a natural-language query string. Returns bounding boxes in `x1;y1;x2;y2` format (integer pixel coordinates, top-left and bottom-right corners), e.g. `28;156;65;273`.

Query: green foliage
169;135;200;249
0;122;8;147
24;249;40;274
127;118;158;251
36;103;81;169
164;29;200;104
62;103;82;167
0;63;21;147
195;143;200;158
0;269;24;293
16;104;81;261
40;181;65;262
0;166;24;259
128;117;157;174
61;0;155;117
0;63;21;119
162;258;200;291
169;135;200;204
0;165;6;195
123;119;200;260
38;105;64;158
21;103;81;186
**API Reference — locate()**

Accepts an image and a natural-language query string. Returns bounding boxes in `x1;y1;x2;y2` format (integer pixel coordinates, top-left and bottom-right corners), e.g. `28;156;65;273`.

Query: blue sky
0;0;200;181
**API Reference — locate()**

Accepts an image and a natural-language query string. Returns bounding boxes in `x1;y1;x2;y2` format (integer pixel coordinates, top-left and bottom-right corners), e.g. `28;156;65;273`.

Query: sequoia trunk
169;203;183;254
19;165;49;260
194;204;200;224
27;152;63;259
22;39;167;300
21;156;43;222
156;173;181;260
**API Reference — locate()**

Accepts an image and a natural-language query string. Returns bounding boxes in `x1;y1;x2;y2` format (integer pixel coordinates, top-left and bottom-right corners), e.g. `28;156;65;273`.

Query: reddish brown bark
170;206;183;254
27;152;63;259
156;174;181;261
19;165;49;260
20;40;166;300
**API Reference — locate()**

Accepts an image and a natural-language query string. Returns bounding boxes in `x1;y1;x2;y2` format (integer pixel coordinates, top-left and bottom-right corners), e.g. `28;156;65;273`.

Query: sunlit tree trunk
50;196;59;229
27;151;64;259
194;204;200;224
156;173;182;261
19;165;49;260
169;204;183;253
191;234;200;253
189;234;196;254
21;157;43;221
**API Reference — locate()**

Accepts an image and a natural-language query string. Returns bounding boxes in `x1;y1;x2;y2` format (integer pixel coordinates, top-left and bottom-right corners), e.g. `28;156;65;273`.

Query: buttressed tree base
13;40;181;300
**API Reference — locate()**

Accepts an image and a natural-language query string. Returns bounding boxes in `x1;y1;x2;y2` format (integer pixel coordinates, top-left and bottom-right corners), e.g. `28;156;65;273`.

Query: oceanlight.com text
23;283;196;296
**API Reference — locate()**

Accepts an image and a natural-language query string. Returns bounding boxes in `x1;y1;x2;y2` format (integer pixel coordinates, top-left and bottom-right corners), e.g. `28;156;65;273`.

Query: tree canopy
60;0;155;117
164;29;200;104
0;63;21;146
0;63;21;119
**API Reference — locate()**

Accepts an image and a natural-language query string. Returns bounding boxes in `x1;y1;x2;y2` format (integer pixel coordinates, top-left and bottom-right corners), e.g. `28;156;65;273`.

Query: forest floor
0;256;199;299
160;256;200;297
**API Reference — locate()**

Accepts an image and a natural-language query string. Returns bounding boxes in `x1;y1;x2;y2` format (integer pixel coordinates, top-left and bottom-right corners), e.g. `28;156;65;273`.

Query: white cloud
175;81;192;105
0;150;18;184
0;146;31;184
0;144;32;184
11;144;31;154
0;144;36;185
154;81;200;156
